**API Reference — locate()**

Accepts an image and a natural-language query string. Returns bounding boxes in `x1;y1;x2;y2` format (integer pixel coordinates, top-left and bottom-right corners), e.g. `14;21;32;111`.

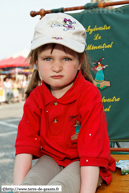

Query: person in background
3;77;13;103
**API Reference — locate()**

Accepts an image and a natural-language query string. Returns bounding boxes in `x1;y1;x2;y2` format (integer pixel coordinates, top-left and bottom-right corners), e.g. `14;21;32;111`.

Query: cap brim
31;36;86;53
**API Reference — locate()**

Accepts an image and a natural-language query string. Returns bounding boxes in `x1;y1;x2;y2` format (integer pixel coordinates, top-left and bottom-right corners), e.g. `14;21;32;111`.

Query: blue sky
0;0;122;60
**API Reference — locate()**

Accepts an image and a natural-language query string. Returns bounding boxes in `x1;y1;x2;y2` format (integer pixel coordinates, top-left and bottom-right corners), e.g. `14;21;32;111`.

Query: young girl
13;13;116;193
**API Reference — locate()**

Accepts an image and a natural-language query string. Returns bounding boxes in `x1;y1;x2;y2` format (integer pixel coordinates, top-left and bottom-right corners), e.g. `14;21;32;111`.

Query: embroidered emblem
71;120;81;141
52;37;63;40
68;115;81;144
68;115;78;122
63;18;76;31
92;57;110;90
47;18;76;31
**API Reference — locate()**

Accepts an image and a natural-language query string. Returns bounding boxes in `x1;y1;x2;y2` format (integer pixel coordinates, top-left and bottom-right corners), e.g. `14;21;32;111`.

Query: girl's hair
25;44;93;99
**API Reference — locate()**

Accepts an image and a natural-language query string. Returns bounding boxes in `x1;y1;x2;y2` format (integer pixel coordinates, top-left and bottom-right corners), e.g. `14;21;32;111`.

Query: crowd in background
0;76;28;104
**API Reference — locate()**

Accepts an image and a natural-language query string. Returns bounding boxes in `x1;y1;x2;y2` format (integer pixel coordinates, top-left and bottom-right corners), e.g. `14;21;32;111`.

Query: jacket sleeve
77;86;111;168
15;88;43;158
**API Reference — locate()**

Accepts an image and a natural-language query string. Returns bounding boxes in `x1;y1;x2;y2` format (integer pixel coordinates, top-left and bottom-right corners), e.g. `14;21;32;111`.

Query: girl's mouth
51;75;63;79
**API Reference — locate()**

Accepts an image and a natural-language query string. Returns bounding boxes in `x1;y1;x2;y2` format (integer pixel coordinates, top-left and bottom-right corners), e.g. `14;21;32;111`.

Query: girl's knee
20;173;45;185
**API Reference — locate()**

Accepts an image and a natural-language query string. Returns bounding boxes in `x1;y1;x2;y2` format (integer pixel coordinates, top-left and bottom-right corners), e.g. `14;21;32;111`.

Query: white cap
31;13;86;53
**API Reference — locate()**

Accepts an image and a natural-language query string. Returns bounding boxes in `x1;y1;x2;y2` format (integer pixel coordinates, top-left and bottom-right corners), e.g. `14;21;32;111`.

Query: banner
71;5;129;141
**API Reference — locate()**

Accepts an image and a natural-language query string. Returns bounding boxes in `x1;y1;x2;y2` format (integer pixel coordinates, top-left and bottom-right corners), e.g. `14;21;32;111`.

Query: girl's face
36;44;83;95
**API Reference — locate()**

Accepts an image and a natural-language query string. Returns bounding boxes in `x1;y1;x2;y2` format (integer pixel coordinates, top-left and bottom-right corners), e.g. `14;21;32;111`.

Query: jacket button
54;102;58;106
53;119;58;123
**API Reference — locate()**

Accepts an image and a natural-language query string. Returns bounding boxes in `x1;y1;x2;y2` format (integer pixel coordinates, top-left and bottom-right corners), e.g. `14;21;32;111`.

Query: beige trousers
21;155;103;193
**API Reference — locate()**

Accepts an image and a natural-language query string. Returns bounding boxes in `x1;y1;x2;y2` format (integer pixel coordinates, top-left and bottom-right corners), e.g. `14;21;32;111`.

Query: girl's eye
63;58;71;61
44;57;52;61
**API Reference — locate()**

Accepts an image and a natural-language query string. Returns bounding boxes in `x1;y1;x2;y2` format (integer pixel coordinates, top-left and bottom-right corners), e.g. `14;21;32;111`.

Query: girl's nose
52;61;63;72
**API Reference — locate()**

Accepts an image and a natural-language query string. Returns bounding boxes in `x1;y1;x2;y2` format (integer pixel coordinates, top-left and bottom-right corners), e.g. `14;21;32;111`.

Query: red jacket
15;71;116;185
